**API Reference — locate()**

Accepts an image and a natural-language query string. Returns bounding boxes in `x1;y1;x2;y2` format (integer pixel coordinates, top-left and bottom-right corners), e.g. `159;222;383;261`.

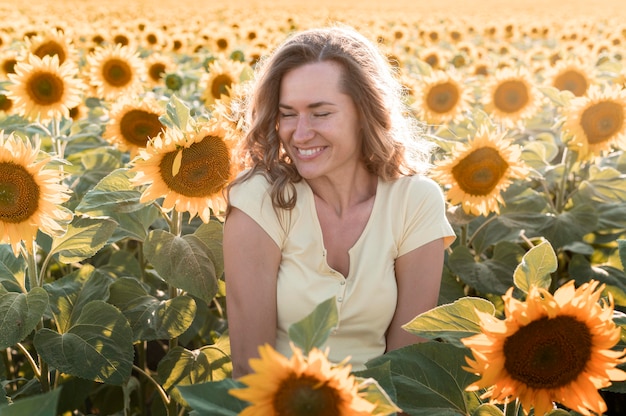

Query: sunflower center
120;109;164;146
426;82;460;114
149;63;166;82
493;80;529;113
273;374;342;416
0;94;13;112
580;100;624;144
451;147;509;196
211;74;234;100
553;70;588;97
0;162;40;223
503;315;592;389
2;58;17;75
27;71;65;105
159;135;231;197
102;58;133;87
34;41;67;64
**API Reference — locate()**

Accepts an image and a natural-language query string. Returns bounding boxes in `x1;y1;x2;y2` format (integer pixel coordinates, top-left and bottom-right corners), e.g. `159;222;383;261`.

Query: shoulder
384;174;445;199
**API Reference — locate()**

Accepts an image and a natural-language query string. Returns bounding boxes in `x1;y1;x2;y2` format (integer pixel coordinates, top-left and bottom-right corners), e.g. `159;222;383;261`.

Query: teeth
298;147;323;156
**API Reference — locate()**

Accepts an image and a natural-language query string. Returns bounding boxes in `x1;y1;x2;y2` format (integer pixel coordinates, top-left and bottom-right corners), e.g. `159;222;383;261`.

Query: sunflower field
2;0;626;415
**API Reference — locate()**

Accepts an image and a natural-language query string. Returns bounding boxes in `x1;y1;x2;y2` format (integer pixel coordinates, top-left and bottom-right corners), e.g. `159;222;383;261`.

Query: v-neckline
306;178;381;278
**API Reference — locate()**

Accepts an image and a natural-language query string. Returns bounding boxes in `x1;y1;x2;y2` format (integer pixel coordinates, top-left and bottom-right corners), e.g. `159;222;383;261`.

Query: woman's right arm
223;206;282;378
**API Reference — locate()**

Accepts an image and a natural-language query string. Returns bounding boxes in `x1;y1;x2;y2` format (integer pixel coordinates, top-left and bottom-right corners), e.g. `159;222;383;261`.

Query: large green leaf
403;297;496;348
288;296;338;354
194;220;224;279
568;254;626;307
75;168;147;214
49;215;118;263
108;277;197;342
143;230;218;304
536;203;598;250
579;165;626;203
157;341;232;394
513;239;557;294
449;242;524;295
364;342;479;416
75;168;160;241
161;95;195;131
0;286;48;349
0;388;62;416
0;244;26;292
34;300;134;385
44;265;113;333
177;379;247;416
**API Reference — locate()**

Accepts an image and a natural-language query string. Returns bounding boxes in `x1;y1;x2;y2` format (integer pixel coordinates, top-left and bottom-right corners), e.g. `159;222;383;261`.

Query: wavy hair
227;24;432;212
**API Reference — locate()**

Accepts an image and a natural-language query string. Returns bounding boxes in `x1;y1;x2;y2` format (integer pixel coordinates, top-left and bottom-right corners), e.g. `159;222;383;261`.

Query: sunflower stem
168;209;181;351
555;147;575;213
467;214;499;249
132;364;172;411
15;342;41;379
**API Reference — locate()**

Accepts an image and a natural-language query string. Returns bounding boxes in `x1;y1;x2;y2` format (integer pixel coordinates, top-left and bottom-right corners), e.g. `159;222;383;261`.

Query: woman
224;25;456;378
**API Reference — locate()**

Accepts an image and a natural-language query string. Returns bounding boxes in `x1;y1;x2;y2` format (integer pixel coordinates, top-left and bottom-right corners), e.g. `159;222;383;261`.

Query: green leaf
108;277;197;342
472;404;504;415
365;342;478;416
194;220;224;279
449;242;524;295
513;240;557;293
0;388;62;416
619;239;626;272
157;343;232;401
50;215;118;263
358;377;401;415
288;296;338;354
161;95;194;131
44;265;113;333
34;300;134;385
177;379;247;416
75;168;147;214
579;165;626;203
403;297;496;348
0;244;26;292
536;203;598;250
0;287;49;349
143;230;218;304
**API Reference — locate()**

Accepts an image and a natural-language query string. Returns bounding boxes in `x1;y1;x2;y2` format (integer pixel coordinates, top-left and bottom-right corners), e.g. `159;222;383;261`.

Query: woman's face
277;61;363;182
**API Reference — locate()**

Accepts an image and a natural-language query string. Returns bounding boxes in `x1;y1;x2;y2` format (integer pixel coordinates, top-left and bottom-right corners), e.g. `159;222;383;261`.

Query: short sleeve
227;173;287;248
397;176;456;257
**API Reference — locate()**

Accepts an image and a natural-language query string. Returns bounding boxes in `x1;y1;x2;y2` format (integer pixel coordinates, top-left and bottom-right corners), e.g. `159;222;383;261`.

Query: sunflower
87;44;145;101
0;50;19;80
130;120;240;221
229;343;376;416
462;280;626;416
483;67;542;128
143;52;174;87
412;69;473;125
562;84;626;159
23;28;78;66
0;131;72;256
431;126;529;216
103;97;166;158
545;59;594;97
0;92;13;114
6;53;84;123
200;59;248;106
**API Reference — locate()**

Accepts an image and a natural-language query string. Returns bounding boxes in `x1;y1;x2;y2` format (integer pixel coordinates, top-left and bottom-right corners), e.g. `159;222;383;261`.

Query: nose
292;115;314;142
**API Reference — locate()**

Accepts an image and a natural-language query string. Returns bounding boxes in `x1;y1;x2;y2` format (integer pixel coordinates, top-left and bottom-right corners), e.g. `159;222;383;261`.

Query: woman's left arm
385;238;446;351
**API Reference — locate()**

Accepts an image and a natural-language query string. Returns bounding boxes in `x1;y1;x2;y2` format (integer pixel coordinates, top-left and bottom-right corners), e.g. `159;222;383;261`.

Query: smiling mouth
296;146;325;156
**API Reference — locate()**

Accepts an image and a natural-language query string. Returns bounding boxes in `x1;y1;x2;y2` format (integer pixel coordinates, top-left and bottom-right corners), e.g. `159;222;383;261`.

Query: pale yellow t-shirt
228;172;456;370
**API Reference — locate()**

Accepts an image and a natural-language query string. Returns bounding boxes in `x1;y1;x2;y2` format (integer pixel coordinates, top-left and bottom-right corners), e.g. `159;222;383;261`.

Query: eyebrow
278;101;336;110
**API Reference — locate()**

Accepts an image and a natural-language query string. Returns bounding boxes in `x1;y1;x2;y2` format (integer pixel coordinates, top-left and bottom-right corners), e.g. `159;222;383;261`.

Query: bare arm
224;207;282;378
386;238;445;352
